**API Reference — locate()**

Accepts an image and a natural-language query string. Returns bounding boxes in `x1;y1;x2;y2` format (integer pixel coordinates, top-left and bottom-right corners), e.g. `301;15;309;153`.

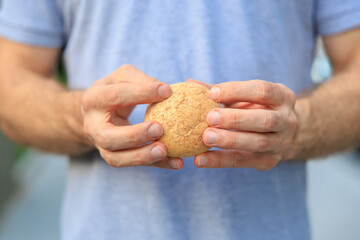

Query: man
0;0;359;239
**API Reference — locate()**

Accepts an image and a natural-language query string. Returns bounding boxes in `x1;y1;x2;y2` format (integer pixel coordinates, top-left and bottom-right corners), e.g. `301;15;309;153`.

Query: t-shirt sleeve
0;0;65;47
316;0;360;36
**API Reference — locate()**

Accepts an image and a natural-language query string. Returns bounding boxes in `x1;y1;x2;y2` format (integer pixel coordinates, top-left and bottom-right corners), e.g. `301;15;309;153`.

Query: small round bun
145;82;221;158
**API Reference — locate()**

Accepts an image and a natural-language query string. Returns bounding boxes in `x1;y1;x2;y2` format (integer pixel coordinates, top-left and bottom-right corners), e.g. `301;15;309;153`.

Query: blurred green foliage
57;57;67;85
13;145;27;160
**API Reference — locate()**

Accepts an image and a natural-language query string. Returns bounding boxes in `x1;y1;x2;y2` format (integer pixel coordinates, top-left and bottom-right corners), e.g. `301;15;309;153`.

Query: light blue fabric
1;1;360;239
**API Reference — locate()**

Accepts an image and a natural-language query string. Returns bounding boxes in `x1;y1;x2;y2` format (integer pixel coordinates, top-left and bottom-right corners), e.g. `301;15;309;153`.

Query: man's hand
81;64;183;169
194;80;298;170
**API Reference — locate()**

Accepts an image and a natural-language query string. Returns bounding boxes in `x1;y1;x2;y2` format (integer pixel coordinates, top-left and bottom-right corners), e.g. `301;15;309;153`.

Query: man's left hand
195;80;298;170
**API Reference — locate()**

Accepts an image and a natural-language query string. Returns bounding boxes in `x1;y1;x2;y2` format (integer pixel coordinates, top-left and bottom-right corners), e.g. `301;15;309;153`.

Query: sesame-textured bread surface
145;82;221;158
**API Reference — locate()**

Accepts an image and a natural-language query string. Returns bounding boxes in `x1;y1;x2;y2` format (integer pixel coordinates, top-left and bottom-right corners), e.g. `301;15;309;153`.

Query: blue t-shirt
1;1;360;239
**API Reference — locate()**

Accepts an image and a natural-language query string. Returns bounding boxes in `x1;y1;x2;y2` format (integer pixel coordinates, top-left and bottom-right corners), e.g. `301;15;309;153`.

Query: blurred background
0;40;360;240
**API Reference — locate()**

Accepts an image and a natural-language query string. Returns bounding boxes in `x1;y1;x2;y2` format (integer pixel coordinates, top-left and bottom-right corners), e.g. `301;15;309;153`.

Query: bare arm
291;28;360;159
0;38;91;155
0;38;183;169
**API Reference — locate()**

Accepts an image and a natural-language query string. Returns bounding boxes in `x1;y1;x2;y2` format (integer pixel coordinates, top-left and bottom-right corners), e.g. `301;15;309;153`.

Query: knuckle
289;113;298;129
276;83;286;89
232;152;245;168
230;110;243;127
276;83;287;102
120;64;136;72
124;130;141;146
81;91;94;112
131;151;147;165
131;159;147;166
107;159;118;168
226;134;238;149
148;77;158;83
132;148;143;160
82;120;92;137
95;131;111;149
233;151;245;161
256;136;270;151
277;83;296;105
256;81;273;101
287;90;296;105
214;156;225;168
100;150;117;167
110;86;125;105
230;158;240;168
138;84;153;98
230;87;238;100
263;112;279;130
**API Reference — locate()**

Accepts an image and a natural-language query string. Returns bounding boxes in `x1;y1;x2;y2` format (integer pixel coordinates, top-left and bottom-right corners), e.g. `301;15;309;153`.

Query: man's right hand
81;64;183;170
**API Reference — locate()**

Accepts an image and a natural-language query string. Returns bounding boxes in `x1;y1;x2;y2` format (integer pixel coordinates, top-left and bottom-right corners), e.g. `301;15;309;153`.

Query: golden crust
144;82;221;158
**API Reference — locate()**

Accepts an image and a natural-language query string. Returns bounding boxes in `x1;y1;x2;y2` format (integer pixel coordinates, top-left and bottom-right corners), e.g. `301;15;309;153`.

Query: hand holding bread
81;64;184;170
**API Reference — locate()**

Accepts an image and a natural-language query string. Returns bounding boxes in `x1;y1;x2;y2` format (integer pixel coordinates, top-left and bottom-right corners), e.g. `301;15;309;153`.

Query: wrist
60;90;94;151
286;98;311;160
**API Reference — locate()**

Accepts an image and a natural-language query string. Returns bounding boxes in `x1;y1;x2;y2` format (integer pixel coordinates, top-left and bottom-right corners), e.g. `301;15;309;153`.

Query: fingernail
148;123;163;138
158;85;172;98
169;159;181;169
210;87;220;100
207;111;220;125
197;156;208;167
205;131;218;144
151;145;166;160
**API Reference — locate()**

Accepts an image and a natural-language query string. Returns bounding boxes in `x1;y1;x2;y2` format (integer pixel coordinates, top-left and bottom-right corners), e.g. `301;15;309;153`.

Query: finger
107;64;160;84
185;79;214;89
99;141;169;168
194;150;281;170
207;108;287;132
203;128;280;152
148;157;184;170
83;82;172;112
93;121;164;151
209;80;290;106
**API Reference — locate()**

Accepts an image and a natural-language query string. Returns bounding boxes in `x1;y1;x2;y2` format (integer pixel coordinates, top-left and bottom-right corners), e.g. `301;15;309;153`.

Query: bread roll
145;82;221;158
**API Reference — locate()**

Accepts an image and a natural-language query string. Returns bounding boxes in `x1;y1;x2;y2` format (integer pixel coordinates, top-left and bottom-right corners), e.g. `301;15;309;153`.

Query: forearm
0;67;93;155
291;70;360;160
